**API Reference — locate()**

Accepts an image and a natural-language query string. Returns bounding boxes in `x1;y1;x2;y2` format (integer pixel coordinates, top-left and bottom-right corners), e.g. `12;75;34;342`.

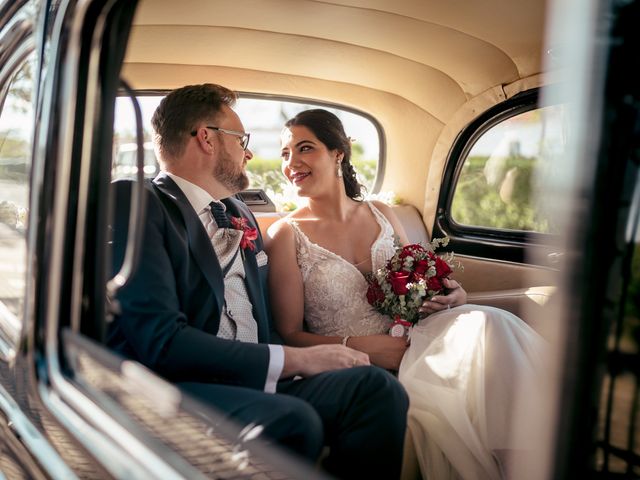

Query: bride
265;109;546;479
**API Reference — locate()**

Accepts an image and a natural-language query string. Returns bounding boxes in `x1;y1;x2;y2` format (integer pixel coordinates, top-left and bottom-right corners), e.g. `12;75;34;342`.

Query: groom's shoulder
111;178;172;225
226;195;247;210
227;195;257;222
112;177;164;203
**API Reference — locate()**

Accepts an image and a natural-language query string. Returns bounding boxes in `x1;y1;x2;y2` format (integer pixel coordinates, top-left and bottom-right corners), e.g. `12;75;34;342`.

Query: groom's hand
281;345;370;379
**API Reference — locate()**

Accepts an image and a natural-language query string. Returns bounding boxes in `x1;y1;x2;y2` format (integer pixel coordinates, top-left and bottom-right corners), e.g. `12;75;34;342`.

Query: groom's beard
215;146;249;194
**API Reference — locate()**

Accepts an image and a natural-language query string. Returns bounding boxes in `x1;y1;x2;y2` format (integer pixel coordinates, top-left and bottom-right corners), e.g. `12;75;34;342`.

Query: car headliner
122;0;550;230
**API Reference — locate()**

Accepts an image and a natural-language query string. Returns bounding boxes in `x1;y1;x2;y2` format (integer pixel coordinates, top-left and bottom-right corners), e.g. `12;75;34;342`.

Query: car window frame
0;43;36;363
114;89;387;197
433;88;560;263
238;91;387;195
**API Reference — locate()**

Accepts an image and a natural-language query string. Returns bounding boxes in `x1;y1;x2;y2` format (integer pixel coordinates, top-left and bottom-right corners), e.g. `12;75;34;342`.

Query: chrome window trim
32;0;200;478
0;15;36;360
0;302;19;361
0;0;30;33
38;378;192;480
0;4;33;67
0;383;76;479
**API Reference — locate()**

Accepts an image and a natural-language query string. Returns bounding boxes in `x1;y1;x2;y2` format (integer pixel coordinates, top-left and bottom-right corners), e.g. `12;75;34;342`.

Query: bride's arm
266;218;407;370
342;336;408;371
266;219;344;347
265;220;371;375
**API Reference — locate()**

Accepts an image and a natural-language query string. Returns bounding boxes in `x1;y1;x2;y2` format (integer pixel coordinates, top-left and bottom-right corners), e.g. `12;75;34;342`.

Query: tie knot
210;201;231;228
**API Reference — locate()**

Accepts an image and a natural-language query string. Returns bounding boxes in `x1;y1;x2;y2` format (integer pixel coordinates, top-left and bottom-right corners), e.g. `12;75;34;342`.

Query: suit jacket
107;173;274;389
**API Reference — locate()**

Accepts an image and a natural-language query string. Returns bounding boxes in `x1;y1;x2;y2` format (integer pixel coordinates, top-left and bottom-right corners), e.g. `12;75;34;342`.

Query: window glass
0;55;36;335
113;96;380;211
594;215;640;471
451;104;567;234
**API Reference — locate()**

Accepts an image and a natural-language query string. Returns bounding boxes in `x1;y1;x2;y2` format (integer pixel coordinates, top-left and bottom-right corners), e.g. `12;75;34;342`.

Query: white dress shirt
165;173;283;392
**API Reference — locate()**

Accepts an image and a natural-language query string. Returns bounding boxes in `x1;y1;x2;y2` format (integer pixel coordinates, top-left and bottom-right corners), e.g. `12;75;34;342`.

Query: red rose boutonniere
365;237;461;337
230;216;258;251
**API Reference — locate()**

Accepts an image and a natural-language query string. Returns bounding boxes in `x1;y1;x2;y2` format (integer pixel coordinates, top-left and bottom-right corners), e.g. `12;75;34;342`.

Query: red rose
366;279;385;305
427;276;443;292
388;271;410;295
414;259;430;275
435;256;452;277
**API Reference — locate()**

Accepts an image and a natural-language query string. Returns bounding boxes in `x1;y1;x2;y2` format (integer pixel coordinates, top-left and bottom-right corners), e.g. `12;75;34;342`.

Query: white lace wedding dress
287;202;547;480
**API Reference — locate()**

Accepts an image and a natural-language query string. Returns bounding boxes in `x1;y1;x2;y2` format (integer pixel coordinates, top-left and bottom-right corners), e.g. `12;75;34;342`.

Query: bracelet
341;336;350;347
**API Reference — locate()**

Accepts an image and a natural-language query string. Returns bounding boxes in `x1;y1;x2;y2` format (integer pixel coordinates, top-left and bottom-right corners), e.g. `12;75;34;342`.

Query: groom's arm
108;181;271;390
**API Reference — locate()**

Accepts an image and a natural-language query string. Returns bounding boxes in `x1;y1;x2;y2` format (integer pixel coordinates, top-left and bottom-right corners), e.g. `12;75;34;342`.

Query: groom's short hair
151;83;237;162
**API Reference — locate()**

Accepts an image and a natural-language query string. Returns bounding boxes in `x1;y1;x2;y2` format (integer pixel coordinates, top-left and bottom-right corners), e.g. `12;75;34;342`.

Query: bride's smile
289;171;311;184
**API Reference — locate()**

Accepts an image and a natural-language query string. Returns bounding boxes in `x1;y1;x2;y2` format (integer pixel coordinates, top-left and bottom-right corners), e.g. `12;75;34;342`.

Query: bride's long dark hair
284;109;364;200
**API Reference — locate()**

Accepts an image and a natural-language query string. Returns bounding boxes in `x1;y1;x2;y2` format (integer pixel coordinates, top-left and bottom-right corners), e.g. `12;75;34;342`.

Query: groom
108;83;408;479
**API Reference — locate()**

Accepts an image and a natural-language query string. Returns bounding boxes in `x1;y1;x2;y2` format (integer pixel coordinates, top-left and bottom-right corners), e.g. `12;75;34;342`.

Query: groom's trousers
180;365;408;480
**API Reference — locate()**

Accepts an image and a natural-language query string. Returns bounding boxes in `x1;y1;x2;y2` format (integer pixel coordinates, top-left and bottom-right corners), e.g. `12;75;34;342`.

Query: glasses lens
242;133;250;150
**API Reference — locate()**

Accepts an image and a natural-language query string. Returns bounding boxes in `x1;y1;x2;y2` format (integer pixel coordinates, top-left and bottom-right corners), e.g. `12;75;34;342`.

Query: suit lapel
222;198;269;342
152;173;225;312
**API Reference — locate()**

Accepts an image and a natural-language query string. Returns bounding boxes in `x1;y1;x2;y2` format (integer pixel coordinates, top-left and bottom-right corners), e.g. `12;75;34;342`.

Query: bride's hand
347;335;408;371
418;278;467;316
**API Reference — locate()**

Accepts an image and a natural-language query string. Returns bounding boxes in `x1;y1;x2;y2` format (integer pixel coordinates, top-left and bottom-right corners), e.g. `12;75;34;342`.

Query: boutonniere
230;216;258;251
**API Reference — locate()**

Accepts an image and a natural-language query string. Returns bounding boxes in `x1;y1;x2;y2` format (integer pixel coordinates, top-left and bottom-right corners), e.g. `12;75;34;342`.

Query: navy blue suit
108;173;273;388
108;173;409;479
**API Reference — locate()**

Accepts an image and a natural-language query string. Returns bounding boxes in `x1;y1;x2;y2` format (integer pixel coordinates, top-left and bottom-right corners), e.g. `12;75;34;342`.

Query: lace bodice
287;202;396;337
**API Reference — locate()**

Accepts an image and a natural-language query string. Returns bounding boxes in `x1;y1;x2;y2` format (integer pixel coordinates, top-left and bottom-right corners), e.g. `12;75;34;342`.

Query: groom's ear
192;127;216;154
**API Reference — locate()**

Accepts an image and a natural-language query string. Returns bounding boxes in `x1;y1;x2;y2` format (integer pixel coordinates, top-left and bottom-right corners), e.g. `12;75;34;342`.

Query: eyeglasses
191;126;250;150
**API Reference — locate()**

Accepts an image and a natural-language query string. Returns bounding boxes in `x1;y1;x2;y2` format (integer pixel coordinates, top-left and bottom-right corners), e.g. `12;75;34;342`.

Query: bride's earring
336;158;343;178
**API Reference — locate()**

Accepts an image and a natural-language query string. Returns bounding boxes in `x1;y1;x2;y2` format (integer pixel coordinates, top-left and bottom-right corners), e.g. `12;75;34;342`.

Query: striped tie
210;201;231;228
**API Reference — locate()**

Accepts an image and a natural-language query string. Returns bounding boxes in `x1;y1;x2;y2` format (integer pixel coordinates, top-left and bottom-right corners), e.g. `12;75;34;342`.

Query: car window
450;104;567;234
0;54;36;354
113;95;381;211
234;97;380;211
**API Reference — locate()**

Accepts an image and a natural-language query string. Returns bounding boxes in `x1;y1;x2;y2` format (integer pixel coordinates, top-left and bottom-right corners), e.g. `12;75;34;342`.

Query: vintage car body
0;0;638;478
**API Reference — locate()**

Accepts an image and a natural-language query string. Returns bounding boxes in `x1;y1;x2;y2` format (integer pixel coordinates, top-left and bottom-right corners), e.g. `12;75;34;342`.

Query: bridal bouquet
365;238;459;337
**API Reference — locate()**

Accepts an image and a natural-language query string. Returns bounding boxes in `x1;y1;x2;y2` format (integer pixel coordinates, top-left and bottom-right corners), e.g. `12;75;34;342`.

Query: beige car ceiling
122;0;549;230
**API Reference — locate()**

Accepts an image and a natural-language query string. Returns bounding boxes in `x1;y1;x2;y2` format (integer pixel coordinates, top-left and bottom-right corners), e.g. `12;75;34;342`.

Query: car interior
105;1;585;476
1;0;639;478
118;0;557;327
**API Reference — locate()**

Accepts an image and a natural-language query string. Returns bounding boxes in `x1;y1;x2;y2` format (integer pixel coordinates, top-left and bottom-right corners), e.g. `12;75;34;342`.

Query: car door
0;0;328;478
0;1;79;477
430;89;562;330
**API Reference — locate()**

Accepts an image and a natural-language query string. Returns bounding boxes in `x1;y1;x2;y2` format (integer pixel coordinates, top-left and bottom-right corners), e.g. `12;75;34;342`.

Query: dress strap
366;201;395;239
284;218;312;253
284;218;317;276
365;201;398;272
284;218;305;244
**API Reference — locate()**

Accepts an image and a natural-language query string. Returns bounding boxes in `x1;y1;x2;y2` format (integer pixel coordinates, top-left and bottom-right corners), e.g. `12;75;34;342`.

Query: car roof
121;0;550;230
123;0;547;122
